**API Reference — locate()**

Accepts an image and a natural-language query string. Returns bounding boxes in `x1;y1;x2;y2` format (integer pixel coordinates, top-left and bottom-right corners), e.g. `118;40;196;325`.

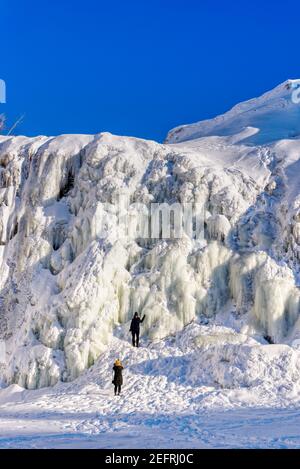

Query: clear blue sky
1;0;299;142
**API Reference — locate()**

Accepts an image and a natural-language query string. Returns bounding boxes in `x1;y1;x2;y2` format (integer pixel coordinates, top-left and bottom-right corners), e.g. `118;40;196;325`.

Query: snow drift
0;80;300;389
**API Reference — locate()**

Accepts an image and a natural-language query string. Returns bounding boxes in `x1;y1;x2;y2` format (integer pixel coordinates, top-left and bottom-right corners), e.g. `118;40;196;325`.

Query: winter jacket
113;365;123;386
130;315;145;333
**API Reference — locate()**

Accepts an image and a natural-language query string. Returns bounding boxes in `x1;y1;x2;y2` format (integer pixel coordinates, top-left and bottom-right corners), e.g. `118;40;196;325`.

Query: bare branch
7;113;25;136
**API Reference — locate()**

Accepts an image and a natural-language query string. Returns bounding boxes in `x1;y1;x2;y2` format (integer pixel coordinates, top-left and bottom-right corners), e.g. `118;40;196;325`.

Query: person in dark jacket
112;359;123;396
129;312;146;347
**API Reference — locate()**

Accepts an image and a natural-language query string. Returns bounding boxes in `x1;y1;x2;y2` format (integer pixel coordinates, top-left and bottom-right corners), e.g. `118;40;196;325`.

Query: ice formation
0;80;300;388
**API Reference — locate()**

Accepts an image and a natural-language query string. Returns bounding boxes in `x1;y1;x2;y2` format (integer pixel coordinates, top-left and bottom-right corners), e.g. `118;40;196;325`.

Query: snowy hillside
1;323;300;448
166;80;300;144
0;79;300;405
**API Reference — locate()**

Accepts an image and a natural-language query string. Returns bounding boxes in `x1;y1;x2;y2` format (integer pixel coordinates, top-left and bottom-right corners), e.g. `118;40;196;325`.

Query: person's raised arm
141;314;146;323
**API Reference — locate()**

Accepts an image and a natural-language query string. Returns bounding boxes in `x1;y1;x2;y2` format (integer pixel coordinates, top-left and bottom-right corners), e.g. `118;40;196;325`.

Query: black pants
132;331;140;347
114;384;121;395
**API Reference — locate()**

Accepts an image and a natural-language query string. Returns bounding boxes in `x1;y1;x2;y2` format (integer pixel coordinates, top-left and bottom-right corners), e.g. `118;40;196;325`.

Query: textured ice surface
0;81;299;389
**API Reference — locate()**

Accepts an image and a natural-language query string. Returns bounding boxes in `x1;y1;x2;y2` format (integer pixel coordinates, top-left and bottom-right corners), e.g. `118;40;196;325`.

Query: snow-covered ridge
0;80;300;390
166;79;300;144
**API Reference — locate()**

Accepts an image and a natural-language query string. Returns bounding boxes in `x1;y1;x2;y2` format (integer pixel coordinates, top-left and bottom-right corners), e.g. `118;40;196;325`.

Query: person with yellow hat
112;359;124;396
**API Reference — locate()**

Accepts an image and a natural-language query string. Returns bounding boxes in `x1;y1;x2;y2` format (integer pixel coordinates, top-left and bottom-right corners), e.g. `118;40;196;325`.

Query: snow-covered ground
1;321;300;449
0;80;300;448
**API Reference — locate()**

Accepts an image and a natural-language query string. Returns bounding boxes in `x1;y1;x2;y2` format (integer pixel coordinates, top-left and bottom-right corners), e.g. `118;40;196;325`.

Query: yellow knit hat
114;359;122;366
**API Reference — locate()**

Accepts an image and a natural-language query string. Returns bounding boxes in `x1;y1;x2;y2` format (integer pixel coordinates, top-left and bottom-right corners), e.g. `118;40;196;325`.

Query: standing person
112;359;123;396
129;312;146;347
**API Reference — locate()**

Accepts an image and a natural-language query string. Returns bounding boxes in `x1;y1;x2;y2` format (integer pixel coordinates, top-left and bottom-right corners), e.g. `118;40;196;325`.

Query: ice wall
0;129;299;388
